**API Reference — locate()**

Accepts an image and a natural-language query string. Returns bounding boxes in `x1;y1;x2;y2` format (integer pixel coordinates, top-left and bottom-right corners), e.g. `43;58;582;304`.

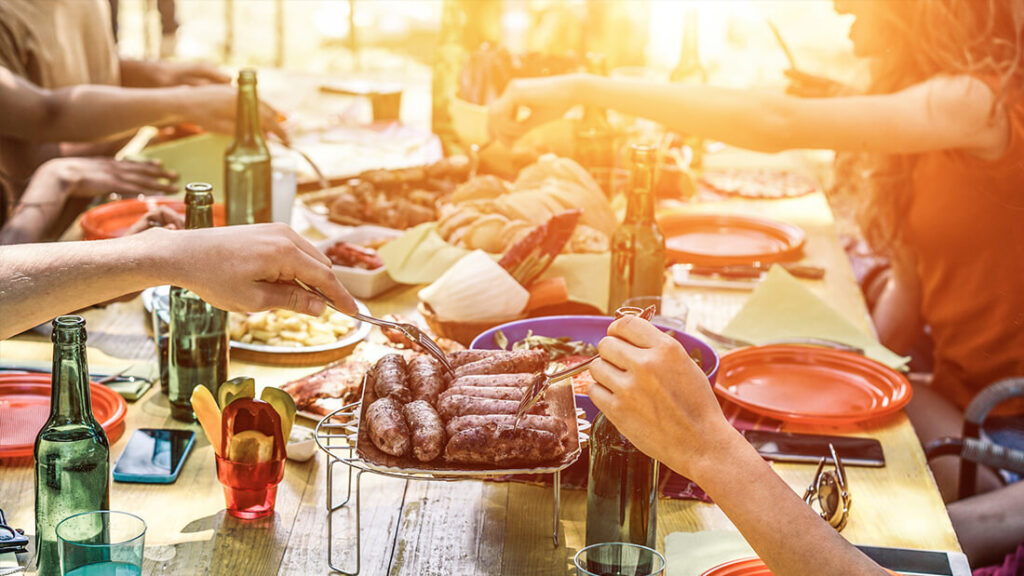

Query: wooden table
0;185;960;575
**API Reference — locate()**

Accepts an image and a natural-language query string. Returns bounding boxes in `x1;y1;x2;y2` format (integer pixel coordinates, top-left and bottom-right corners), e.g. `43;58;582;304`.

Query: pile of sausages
363;349;570;467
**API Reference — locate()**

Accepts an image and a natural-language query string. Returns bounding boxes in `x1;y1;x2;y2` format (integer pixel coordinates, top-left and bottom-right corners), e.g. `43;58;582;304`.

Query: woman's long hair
854;0;1024;254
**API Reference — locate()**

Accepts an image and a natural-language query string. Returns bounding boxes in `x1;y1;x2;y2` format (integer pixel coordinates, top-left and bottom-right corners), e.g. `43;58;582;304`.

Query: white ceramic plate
142;286;372;354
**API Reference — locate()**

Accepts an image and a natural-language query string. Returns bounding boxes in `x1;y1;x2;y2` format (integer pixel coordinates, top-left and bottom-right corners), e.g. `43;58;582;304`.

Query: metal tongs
513;304;657;424
293;280;453;373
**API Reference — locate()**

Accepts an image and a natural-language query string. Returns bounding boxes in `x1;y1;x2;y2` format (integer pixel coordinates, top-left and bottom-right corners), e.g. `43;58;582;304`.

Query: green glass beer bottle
225;68;272;225
607;144;666;312
585;411;659;554
575;53;615;197
167;183;229;422
34;316;110;576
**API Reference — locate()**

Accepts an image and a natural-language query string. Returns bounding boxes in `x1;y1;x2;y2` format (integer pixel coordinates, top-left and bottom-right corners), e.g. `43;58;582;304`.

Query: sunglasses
802;443;851;532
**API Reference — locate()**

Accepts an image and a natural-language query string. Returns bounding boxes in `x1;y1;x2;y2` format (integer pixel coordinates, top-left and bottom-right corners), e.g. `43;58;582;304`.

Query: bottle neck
624;164;655;223
235;81;265;147
185;204;213;230
50;339;92;425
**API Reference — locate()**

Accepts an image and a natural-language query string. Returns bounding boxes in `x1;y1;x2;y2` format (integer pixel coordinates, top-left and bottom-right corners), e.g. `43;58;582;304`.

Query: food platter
353;374;584;477
658;213;806;267
713;345;912;425
141;286;372;365
700;168;819;199
0;374;127;459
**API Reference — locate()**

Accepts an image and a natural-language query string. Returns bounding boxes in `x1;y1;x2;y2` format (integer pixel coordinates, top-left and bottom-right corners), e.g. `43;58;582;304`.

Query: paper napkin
664;531;756;576
378;223;610;314
721;266;909;370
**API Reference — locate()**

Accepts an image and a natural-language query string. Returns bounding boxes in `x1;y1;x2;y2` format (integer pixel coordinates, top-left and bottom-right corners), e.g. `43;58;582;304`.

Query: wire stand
316;402;574;576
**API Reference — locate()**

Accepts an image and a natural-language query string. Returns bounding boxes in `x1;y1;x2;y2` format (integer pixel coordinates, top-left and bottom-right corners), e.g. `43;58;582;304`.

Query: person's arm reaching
120;58;231;88
0;223;357;340
490;73;1009;160
0;66;287;143
588;316;888;576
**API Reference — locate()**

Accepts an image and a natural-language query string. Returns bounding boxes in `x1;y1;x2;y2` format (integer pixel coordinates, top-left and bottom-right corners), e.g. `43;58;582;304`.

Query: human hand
784;69;849;98
51;157;179;198
184;84;289;143
124;204;184;235
164;223;357;317
588;315;739;480
488;74;580;146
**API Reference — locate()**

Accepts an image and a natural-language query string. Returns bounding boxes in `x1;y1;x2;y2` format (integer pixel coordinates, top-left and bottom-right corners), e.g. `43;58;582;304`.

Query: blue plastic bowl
470;315;719;421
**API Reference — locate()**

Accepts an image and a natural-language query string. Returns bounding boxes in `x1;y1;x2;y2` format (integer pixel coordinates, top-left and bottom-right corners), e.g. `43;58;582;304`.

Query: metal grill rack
315;402;588;575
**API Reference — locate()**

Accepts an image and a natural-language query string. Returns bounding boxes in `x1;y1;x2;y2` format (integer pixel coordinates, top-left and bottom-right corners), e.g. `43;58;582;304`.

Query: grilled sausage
449;373;540;390
372;354;410;402
453;350;547;378
438;395;547;420
408;355;447;405
403;400;445;462
439;386;525;402
448;350;497;369
366;397;410;457
445;414;568;443
444;425;564;465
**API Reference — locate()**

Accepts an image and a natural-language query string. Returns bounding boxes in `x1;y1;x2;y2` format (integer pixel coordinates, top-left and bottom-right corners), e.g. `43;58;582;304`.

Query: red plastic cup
215;454;285;519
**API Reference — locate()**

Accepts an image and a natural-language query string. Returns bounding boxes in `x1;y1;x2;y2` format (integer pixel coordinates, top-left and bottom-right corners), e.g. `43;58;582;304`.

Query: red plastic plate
702;557;900;575
713;345;912;425
701;558;772;576
0;374;127;459
658;213;806;267
80;198;226;240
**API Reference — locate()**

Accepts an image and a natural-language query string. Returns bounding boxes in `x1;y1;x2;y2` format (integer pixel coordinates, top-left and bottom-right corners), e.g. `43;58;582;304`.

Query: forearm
30;86;191;142
686;429;886;575
0;229;177;339
0;167;67;245
948;481;1024;566
576;75;798;153
871;257;923;354
119;58;166;88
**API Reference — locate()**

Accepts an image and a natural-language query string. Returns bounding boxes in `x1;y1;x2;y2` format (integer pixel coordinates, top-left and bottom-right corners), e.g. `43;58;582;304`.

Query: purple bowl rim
469;314;719;382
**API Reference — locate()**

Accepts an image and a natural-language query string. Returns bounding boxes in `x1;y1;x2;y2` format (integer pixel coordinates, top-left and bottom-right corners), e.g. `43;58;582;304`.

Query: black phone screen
857;545;959;576
113;428;195;481
742;430;885;467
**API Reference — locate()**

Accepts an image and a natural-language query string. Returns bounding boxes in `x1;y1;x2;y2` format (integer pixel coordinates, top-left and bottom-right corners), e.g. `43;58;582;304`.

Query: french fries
229;308;355;348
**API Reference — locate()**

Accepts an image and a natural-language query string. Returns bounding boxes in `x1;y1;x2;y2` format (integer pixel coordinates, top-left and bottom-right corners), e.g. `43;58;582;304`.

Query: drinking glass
56;511;145;576
149;292;169;395
271;150;298;225
215;454;286;519
574;542;666;576
622;295;689;333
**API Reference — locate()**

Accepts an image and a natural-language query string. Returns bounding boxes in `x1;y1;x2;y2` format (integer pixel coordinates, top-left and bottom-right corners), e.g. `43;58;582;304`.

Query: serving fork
293;280;453;373
513;305;657;424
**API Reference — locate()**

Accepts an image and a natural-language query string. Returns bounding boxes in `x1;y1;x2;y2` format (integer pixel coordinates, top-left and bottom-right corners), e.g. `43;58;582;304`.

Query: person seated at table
0;223;358;341
490;0;1024;566
0;65;285;243
0;0;256;186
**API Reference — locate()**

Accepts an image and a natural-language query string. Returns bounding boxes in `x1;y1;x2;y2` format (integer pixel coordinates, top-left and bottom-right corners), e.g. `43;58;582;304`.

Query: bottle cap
630;144;656;164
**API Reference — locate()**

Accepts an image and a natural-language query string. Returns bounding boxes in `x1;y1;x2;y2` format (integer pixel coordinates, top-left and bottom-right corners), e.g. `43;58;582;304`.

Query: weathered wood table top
0;188;959;575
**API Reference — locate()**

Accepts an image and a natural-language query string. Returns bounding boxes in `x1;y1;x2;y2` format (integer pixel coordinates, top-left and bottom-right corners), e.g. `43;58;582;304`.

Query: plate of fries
142;286;373;364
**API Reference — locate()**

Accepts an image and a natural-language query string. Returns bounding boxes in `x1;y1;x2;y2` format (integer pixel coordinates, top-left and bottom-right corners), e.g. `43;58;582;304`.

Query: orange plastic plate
713;345;912;425
81;197;226;240
702;557;901;575
0;374;127;459
658;213;806;267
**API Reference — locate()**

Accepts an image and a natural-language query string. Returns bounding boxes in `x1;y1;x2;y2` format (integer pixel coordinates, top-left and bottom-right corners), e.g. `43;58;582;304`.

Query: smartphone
742;430;885;467
113;428;196;484
856;545;971;576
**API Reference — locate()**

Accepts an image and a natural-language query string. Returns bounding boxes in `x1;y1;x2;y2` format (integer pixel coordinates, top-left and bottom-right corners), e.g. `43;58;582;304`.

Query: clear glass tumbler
574;542;666;576
56;510;146;576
